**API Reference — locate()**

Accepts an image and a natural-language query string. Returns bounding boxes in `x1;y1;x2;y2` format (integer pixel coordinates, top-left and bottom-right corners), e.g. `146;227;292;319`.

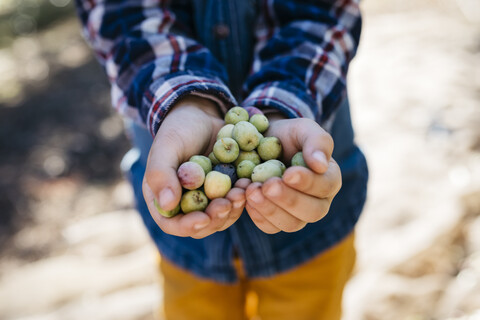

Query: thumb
143;131;183;212
298;120;334;174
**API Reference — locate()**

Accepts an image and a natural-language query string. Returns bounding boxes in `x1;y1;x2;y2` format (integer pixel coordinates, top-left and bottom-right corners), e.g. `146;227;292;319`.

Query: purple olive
213;163;238;185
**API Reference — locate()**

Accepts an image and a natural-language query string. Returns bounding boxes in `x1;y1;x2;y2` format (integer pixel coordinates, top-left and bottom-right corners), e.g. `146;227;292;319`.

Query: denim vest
124;0;368;282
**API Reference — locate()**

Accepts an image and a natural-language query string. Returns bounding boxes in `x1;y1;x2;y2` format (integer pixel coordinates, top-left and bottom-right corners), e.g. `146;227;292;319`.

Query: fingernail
285;173;300;185
265;183;281;197
313;151;328;167
159;188;174;209
233;201;243;209
194;221;209;230
218;209;230;218
250;190;263;204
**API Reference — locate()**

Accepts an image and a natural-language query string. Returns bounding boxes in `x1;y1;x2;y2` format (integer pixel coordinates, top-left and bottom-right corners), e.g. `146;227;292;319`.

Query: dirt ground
0;0;479;319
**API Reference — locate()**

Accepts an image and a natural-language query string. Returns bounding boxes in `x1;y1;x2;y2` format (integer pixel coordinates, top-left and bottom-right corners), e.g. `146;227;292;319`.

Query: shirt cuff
241;82;317;120
142;72;238;136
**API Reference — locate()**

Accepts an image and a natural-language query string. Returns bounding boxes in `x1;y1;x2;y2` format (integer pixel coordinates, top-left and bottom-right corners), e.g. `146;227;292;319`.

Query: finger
245;183;278;233
246;183;306;233
297;120;334;174
282;159;342;198
143;179;211;236
300;125;333;173
191;198;232;239
262;177;332;223
217;187;246;231
226;187;247;205
246;203;281;234
144;131;185;211
235;178;251;190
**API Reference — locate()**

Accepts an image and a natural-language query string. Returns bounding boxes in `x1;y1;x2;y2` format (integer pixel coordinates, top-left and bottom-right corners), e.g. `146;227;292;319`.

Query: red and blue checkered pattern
75;0;361;135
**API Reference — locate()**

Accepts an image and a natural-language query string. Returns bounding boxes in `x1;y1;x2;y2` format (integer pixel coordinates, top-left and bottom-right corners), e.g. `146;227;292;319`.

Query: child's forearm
74;0;237;136
241;0;361;129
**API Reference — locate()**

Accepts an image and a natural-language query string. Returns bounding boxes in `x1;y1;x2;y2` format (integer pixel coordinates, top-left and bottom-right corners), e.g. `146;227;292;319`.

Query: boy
75;0;368;319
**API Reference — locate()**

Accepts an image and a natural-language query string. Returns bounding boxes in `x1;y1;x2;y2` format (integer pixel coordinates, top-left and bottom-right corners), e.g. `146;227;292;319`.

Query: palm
153;105;223;165
142;98;247;239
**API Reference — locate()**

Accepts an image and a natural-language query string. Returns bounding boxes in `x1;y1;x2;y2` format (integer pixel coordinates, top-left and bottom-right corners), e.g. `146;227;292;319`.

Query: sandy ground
345;1;480;319
0;0;479;319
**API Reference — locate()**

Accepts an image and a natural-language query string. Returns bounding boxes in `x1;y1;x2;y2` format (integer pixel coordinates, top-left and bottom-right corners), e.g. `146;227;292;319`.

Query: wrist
171;95;223;119
166;95;224;155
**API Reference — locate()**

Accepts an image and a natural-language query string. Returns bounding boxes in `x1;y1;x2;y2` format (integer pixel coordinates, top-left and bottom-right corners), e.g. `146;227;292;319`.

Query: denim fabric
191;0;257;99
123;0;368;282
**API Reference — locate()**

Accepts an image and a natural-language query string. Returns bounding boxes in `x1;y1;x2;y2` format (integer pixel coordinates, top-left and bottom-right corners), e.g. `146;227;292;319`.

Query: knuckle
283;193;297;208
324;134;334;151
316;126;333;145
303;174;316;193
261;205;276;218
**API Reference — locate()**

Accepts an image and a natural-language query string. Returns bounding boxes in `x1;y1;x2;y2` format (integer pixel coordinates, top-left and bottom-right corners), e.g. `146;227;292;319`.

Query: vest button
213;24;230;39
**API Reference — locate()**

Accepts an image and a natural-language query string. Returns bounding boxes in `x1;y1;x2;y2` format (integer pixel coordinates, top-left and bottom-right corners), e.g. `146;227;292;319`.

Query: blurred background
0;0;479;319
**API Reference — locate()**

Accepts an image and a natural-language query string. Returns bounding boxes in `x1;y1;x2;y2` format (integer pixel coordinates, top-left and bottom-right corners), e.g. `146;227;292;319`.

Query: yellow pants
159;233;355;320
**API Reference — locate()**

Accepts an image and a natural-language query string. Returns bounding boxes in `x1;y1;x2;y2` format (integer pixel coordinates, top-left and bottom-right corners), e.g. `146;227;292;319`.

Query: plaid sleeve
74;0;237;136
242;0;361;129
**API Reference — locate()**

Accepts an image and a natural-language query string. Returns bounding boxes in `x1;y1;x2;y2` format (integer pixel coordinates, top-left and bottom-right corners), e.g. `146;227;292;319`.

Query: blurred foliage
0;0;131;254
0;0;75;48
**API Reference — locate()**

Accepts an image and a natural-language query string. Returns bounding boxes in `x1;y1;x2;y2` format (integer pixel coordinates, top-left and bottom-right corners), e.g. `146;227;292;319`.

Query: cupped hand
245;117;342;234
142;96;246;239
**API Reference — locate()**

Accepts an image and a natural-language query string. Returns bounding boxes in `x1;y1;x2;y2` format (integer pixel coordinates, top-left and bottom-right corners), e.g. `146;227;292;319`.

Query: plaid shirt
75;0;367;282
75;0;361;136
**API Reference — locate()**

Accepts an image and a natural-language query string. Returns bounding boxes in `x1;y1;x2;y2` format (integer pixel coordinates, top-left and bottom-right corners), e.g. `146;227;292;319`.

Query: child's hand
142;97;246;239
245;117;342;234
